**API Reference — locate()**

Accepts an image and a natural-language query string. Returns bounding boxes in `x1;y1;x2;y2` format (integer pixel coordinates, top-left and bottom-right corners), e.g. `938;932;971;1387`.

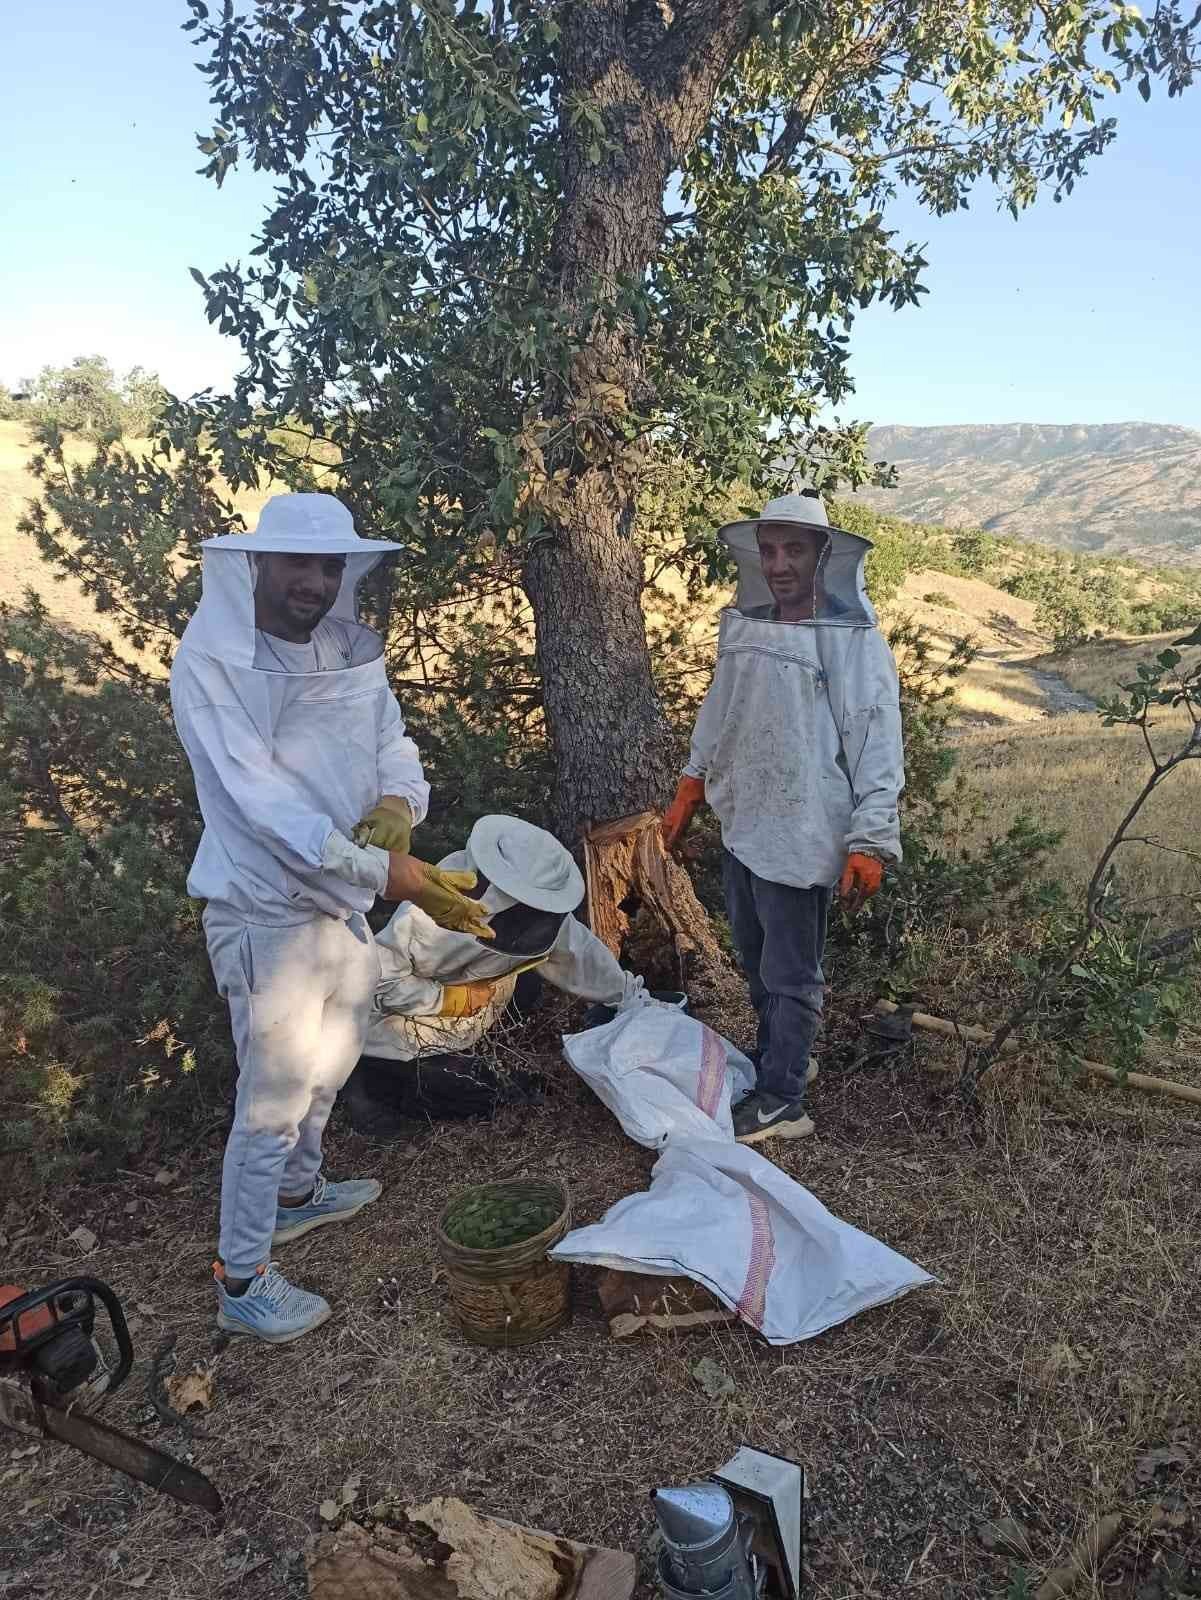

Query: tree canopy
27;0;1201;835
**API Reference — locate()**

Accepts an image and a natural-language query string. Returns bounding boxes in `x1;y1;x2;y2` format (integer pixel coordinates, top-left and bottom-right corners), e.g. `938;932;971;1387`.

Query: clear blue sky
3;1;1199;427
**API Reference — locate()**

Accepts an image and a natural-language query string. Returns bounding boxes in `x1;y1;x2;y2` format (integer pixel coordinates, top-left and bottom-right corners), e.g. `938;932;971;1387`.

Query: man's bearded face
255;552;346;636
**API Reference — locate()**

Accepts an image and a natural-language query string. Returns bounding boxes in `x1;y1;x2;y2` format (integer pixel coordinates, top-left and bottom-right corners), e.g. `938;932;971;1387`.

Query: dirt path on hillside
951;646;1099;733
984;651;1099;716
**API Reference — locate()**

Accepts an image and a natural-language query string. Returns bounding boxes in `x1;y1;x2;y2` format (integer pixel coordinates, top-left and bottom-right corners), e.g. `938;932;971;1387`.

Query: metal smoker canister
653;1483;761;1599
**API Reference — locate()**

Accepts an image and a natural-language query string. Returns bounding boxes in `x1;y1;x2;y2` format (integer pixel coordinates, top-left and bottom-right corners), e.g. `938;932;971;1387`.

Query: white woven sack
562;1006;755;1149
551;1136;934;1345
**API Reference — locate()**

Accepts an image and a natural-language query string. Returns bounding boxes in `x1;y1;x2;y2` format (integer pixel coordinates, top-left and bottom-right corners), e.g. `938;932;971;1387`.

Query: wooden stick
1033;1512;1124;1600
874;1001;1201;1109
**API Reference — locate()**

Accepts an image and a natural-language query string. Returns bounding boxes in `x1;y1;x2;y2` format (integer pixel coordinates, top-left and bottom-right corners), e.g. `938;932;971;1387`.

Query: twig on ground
147;1332;207;1439
874;1000;1201;1108
1034;1511;1124;1599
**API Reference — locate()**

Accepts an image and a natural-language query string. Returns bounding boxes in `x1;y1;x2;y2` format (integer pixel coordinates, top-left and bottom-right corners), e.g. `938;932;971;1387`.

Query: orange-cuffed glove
438;982;497;1018
661;775;706;853
838;852;885;914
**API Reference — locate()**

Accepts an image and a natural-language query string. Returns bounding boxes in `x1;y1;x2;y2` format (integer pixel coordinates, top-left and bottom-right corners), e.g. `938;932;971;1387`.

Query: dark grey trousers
721;849;830;1102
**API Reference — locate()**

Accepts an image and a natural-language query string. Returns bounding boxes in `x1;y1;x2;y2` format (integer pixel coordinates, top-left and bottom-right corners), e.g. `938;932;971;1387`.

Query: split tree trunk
583;810;728;993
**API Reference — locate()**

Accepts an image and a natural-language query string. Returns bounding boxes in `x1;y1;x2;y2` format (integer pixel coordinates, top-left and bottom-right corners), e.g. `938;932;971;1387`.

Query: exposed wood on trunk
583;810;727;990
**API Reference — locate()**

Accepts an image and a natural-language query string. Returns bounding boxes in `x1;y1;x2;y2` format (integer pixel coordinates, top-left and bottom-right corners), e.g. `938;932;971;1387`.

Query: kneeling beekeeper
170;493;493;1344
662;492;904;1145
343;814;651;1138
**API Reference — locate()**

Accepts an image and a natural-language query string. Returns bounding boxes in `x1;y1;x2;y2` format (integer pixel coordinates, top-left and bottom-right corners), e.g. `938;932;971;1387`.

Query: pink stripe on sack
735;1191;775;1331
696;1024;726;1119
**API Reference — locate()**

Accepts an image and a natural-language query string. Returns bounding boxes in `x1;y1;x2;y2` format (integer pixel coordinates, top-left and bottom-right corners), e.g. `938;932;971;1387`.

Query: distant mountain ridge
857;423;1201;565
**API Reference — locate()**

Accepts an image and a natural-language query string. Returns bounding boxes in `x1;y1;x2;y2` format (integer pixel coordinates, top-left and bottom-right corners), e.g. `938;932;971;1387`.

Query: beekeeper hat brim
200;492;402;555
467;815;585;914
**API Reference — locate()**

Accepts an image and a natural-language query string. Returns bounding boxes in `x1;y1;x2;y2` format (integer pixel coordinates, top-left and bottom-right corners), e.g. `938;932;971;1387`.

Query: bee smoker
653;1483;763;1599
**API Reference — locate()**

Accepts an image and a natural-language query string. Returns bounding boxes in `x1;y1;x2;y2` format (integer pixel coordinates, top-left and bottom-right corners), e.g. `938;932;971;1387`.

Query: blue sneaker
272;1173;382;1245
215;1263;331;1344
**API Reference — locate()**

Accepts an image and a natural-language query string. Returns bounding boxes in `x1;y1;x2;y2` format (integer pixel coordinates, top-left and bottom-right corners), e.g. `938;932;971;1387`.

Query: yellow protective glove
352;796;413;854
411;864;495;940
438;982;497;1018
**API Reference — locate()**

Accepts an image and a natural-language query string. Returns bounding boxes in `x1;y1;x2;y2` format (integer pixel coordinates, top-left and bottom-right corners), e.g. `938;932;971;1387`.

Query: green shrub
951;527;1002;577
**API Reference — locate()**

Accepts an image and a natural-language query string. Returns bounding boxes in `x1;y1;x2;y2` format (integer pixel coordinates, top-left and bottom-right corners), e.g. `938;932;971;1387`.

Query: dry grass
1047;632;1201;706
0;421;273;662
2;998;1197;1600
953;707;1201;921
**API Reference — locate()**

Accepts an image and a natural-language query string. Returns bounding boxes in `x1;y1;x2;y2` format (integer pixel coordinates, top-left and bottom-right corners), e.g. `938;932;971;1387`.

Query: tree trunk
524;0;752;843
525;516;673;842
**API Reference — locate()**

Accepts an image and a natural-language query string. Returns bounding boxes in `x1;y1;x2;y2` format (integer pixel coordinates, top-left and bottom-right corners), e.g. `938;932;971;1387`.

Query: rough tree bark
523;0;754;845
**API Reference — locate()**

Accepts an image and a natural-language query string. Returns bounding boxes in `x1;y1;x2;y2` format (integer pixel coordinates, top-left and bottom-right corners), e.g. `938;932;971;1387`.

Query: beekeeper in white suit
343;814;655;1137
171;492;493;1344
662;491;904;1146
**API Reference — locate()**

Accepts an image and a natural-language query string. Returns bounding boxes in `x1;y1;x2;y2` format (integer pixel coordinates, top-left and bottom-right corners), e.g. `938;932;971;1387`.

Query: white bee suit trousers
204;907;381;1277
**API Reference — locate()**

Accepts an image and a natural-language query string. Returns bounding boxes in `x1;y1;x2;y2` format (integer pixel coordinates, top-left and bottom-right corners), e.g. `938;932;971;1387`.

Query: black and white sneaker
733;1090;815;1146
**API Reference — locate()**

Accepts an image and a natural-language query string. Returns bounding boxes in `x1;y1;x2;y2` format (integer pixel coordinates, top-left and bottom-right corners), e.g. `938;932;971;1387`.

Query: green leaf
416;110;429;135
188;268;208;290
303;272;319;306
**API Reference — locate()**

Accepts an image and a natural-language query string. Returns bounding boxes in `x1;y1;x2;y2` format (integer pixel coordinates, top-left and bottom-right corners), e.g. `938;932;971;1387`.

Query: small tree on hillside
20;356;168;441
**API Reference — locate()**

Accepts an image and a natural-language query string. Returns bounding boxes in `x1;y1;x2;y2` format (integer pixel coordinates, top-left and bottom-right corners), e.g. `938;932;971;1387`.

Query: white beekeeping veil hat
717;491;876;626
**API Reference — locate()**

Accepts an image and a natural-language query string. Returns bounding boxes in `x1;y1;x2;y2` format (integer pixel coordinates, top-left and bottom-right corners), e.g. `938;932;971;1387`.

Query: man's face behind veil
755;523;824;615
254;552;346;639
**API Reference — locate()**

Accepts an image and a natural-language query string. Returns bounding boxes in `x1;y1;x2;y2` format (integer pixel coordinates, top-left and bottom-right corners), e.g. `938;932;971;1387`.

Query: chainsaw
0;1277;222;1514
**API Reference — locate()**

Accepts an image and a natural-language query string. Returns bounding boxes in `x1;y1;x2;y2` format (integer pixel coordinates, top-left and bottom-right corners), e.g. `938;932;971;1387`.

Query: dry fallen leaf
1035;1340;1082;1388
165;1367;214;1414
339;1474;361;1507
691;1357;736;1402
69;1225;98;1254
126;1573;151;1590
975;1515;1031;1557
153;1167;177;1188
318;1498;340;1523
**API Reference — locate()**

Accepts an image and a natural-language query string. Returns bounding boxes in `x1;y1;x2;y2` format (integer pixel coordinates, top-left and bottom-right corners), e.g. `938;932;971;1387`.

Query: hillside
858;422;1201;564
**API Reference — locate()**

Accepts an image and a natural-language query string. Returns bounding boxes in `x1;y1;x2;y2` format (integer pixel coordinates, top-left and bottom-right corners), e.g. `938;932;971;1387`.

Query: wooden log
305;1501;636;1600
874;1001;1201;1108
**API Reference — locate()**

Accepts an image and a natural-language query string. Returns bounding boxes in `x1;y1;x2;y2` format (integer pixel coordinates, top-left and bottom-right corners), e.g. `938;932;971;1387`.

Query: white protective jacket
684;500;904;890
170;497;430;925
365;848;645;1060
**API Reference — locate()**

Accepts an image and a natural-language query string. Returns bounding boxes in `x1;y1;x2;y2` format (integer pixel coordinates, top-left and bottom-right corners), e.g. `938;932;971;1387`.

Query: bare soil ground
2;990;1198;1600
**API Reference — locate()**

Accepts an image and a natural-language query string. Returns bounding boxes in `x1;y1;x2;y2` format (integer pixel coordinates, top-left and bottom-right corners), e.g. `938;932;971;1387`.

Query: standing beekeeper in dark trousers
662;492;904;1146
171;493;492;1343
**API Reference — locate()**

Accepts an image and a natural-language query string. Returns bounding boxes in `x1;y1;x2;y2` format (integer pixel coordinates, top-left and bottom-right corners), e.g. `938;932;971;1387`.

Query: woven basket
435;1180;572;1348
